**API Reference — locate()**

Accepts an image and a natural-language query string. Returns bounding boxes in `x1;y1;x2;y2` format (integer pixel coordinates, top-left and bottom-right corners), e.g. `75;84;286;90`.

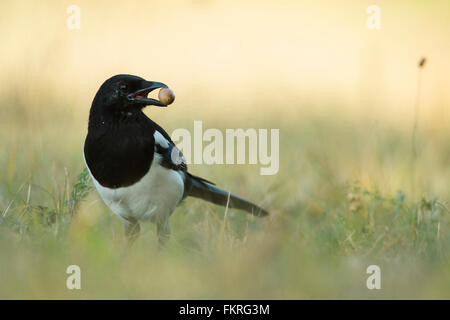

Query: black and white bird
84;74;268;244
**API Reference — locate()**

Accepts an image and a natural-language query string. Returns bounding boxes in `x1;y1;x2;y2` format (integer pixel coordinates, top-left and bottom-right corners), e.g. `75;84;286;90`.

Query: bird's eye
119;84;128;91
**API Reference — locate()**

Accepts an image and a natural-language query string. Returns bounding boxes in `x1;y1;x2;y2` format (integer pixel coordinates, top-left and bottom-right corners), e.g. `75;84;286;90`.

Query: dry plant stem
411;67;423;199
218;191;231;248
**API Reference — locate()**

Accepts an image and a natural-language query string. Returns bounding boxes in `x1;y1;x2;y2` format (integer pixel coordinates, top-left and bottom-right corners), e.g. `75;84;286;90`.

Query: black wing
151;121;215;185
155;141;187;172
146;118;187;172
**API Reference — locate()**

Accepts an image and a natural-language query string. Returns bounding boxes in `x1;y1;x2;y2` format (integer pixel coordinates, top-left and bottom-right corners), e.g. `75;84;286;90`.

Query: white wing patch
154;130;170;149
153;130;187;169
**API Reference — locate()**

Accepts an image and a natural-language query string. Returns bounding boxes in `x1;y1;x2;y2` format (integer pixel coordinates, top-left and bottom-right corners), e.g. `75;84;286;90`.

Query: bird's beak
127;81;168;107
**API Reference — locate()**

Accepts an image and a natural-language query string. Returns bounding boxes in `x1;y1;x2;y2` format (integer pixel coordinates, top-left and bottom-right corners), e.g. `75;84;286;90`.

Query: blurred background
0;0;450;299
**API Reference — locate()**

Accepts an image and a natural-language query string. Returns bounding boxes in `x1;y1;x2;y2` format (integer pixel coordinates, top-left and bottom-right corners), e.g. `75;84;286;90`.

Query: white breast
84;152;185;224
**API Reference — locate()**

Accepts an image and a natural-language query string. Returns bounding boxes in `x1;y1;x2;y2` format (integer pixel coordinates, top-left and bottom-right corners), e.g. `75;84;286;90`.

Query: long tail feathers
184;173;269;217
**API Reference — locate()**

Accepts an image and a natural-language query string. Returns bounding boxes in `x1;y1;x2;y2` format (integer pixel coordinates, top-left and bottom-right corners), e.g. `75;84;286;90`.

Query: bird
83;74;268;245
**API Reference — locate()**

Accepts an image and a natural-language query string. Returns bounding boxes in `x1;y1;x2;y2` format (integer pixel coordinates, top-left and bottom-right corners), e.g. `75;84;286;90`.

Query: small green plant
0;168;94;238
66;167;93;218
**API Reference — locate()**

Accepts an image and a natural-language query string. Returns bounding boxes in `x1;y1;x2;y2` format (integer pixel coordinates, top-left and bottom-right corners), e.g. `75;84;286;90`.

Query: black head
92;74;168;112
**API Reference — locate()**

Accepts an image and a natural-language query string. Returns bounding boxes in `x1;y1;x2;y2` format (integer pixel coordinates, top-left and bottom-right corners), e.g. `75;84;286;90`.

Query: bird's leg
156;219;171;247
124;217;140;248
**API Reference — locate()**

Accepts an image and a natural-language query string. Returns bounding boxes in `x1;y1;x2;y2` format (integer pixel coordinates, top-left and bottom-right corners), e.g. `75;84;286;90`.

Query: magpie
84;74;268;244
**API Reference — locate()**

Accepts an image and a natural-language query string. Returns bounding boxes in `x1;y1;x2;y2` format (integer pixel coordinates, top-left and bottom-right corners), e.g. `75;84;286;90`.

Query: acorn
158;87;175;105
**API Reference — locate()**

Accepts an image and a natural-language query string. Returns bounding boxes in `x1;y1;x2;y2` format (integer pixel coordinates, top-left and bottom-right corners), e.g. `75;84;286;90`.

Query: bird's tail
184;173;269;217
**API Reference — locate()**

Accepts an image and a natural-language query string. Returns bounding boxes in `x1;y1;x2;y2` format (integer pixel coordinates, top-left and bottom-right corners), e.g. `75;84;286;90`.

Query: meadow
0;0;450;299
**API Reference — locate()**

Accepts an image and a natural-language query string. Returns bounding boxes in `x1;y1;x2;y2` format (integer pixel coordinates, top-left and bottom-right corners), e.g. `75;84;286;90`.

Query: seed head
418;57;427;68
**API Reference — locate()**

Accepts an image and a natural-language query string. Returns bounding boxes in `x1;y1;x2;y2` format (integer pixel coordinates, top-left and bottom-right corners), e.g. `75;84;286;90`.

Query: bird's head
92;74;169;112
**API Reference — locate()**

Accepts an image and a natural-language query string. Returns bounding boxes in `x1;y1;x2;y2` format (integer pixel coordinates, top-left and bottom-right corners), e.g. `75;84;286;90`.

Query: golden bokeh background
1;0;449;121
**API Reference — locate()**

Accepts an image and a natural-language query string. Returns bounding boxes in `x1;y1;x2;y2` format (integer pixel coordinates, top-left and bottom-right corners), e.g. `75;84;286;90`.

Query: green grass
1;98;450;299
